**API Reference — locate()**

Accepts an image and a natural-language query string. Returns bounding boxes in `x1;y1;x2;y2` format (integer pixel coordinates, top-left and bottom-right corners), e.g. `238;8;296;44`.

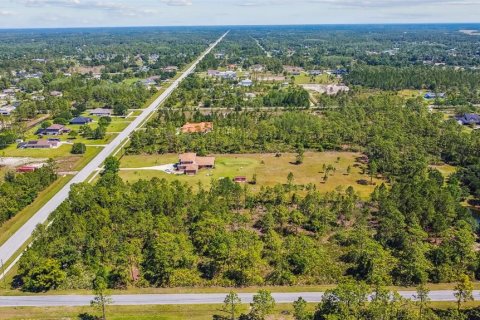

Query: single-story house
19;139;59;149
456;113;480;125
141;79;156;87
208;70;237;79
331;69;348;76
207;69;220;77
424;92;446;99
177;153;215;175
308;70;323;76
239;79;253;87
214;53;225;59
90;108;113;116
70;116;93;125
161;66;178;73
37;124;70;136
250;64;265;72
283;66;304;75
181;122;213;134
0;106;15;116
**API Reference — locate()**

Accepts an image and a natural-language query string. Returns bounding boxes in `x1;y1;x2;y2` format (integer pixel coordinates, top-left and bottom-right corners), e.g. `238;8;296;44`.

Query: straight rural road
0;291;478;307
0;31;229;279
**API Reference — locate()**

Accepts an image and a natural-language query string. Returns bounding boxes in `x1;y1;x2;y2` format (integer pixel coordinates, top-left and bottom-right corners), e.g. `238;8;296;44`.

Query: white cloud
161;0;193;6
0;10;15;16
14;0;158;16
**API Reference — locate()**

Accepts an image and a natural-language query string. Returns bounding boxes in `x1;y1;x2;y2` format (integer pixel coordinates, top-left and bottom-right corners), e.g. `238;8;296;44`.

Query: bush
71;143;86;154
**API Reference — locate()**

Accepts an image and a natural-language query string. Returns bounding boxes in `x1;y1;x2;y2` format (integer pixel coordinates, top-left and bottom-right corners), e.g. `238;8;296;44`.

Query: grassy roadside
2;282;480;297
1;302;480;320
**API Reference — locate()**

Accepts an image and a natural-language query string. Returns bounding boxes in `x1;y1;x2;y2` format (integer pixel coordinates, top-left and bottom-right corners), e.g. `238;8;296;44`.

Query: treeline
0;164;57;226
14;159;477;292
345;65;480;92
263;88;310;108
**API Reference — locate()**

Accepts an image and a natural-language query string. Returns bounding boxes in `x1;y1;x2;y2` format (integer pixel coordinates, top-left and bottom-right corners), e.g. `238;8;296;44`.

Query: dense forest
0;164;57;226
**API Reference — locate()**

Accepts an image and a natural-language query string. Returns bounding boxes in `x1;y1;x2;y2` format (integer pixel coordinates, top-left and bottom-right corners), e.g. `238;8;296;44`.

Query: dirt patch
55;156;82;172
0;157;47;168
301;84;350;95
70;65;105;75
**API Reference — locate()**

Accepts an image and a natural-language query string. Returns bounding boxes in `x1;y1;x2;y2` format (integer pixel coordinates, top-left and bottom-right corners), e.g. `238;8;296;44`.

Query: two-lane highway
0;31;229;280
0;290;478;307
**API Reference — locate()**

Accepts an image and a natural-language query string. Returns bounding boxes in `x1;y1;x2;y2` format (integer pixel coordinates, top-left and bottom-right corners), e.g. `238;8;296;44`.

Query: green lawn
1;144;72;158
294;73;335;85
119;152;382;198
1;302;479;320
0;304;302;320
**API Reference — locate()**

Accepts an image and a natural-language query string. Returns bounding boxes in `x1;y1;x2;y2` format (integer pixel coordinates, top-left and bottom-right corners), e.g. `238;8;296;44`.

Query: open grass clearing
119;152;382;198
1;302;480;320
0;304;300;320
294;73;335;84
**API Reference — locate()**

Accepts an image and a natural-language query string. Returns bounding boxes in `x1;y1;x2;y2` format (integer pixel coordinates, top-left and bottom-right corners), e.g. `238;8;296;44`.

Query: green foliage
0;164;57;226
249;290;275;320
103;156;120;174
71;143;86;154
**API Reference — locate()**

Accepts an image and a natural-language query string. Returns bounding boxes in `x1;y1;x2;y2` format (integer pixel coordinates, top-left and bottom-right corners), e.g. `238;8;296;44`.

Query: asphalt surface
0;31;229;276
0;291;479;307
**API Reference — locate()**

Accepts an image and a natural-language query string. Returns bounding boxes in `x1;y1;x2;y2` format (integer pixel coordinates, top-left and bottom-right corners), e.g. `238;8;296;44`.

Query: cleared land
119;152;382;198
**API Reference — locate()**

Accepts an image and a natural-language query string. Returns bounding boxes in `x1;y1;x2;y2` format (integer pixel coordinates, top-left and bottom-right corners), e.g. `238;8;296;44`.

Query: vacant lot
119;152;382;198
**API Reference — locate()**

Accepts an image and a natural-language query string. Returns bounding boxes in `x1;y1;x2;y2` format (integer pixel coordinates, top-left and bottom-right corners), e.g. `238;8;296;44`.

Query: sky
0;0;479;28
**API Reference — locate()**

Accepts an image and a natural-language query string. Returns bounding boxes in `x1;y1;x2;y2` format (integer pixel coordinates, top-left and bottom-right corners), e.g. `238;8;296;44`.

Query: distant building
181;122;213;134
18;139;59;149
90;108;113;116
207;70;237;79
214;53;225;59
50;91;63;97
283;66;304;75
308;70;322;76
16;166;37;173
70;116;93;125
250;64;265;72
234;176;247;183
456;113;480;125
161;66;178;73
239;79;253;87
177;153;215;175
424;92;446;99
0;106;15;116
37;124;70;136
141;79;156;87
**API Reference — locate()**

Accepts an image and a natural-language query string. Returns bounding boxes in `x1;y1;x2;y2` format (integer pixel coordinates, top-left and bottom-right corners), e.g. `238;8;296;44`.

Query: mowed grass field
0;304;308;320
1;302;480;320
119;152;382;198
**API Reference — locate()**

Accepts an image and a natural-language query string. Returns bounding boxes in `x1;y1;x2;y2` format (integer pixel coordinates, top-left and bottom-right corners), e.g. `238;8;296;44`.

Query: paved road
0;31;229;278
0;291;479;307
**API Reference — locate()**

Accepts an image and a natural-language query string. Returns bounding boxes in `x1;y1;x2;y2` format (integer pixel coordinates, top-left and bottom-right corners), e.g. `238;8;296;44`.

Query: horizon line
0;21;480;31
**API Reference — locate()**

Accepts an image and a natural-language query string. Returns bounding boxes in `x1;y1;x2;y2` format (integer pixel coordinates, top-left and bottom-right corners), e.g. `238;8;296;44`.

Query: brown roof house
181;122;213;134
177;153;215;175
